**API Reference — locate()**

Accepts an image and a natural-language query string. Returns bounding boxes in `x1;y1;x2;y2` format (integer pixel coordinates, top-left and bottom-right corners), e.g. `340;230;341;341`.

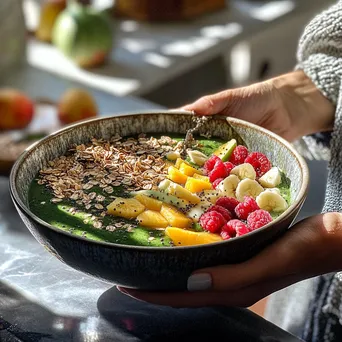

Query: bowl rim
10;110;309;251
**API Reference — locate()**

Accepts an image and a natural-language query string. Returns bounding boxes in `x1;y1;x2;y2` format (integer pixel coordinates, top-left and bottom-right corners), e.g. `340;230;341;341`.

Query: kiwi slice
213;139;237;162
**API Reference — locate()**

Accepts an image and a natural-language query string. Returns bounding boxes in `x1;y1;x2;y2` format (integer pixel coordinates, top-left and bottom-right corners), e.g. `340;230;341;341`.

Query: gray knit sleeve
294;1;342;160
296;1;342;333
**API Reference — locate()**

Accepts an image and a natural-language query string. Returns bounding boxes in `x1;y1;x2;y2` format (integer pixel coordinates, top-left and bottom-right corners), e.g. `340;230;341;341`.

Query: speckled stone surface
10;112;309;290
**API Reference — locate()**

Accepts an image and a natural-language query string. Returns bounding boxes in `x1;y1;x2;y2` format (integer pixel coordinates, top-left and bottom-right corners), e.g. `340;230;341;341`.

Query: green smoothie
28;134;291;247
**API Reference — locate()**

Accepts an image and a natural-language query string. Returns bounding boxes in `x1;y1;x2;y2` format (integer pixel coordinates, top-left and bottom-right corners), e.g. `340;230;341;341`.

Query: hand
182;70;334;142
118;213;342;308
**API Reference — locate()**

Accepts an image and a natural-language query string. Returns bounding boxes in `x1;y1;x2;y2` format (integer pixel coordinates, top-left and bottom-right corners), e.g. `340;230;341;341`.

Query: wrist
271;70;335;138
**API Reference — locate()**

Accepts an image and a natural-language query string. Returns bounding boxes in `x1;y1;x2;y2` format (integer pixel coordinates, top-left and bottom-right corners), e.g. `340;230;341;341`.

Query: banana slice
159;179;171;191
235;179;264;202
187;201;211;222
256;189;288;213
187;150;208;166
166;151;181;161
216;175;240;198
258;167;281;188
231;163;256;180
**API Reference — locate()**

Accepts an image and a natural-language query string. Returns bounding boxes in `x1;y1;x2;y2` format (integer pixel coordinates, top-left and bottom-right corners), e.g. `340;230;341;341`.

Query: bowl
10;111;309;290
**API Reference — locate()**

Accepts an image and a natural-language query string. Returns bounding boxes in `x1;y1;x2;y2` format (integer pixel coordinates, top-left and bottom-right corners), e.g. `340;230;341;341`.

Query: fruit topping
165;227;223;246
216;197;240;212
235;179;264;202
206;205;232;221
231;163;256;180
204;155;221;173
213;139;237;162
235;196;259;220
256;189;288;213
208;160;228;182
229;145;249;165
247;209;273;230
200;211;226;233
107;198;145;219
245;152;271;178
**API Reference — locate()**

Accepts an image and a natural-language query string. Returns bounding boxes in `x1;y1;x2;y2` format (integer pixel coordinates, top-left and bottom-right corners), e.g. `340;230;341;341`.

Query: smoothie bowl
10;111;309;290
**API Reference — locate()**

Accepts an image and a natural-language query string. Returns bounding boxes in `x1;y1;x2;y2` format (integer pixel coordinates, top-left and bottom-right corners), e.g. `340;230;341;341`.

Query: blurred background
0;0;334;320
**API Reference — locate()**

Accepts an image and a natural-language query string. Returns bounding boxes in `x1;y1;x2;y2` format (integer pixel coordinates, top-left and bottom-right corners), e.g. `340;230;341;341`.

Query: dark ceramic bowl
10;111;309;290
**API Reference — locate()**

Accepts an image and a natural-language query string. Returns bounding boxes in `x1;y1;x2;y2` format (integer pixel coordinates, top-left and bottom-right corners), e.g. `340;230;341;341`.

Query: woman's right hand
183;70;335;142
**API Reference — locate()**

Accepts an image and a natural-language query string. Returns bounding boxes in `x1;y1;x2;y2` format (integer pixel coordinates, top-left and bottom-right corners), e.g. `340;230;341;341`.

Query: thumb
182;89;245;116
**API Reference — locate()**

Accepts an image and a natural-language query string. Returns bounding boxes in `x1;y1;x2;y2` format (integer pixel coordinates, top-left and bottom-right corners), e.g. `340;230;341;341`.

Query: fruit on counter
213;139;237;162
165;227;223;246
107;197;145;219
52;1;113;68
58;88;98;124
0;89;34;130
36;0;67;42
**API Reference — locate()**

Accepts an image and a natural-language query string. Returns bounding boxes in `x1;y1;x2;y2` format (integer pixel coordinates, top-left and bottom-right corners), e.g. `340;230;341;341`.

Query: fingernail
187;273;212;291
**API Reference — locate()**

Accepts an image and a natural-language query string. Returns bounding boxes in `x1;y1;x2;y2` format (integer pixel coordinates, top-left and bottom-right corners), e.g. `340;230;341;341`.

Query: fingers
183;89;244;116
118;273;302;308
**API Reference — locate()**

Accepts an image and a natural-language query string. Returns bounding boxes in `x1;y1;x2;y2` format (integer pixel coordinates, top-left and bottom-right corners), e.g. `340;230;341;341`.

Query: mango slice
165;227;223;246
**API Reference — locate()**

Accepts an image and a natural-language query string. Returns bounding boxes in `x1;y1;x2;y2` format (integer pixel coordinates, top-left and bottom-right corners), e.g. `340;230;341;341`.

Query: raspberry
206;205;232;221
235;196;259;220
245;152;271;178
223;220;249;237
247;209;273;231
204;155;221;173
209;160;228;182
224;161;235;174
220;230;231;240
212;178;224;189
229;145;249;165
200;211;226;233
216;197;240;212
235;222;250;236
221;221;237;237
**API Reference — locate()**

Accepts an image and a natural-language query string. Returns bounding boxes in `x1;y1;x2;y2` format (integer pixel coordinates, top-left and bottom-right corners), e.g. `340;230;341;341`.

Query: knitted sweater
266;1;342;341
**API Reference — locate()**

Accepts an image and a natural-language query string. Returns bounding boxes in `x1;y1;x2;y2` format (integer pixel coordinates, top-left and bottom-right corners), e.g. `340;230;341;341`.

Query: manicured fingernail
187;273;212;291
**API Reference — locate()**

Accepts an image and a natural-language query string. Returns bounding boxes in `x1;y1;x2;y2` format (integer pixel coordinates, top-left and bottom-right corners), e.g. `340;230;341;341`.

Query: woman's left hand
118;213;342;308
